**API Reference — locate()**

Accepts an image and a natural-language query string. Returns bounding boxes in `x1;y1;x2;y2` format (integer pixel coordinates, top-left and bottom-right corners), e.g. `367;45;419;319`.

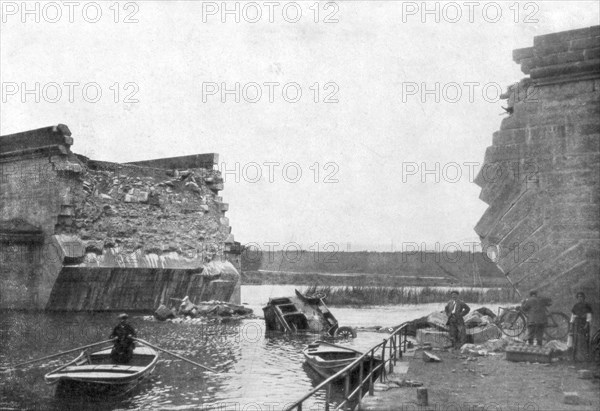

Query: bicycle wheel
545;312;570;340
592;329;600;364
499;309;526;337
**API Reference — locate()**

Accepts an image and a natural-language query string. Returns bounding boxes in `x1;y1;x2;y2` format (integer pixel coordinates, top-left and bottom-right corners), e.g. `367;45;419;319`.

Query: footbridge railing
284;322;412;411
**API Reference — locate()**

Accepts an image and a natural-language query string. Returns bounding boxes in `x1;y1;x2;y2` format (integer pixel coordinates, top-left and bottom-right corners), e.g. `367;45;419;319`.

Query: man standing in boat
110;313;137;364
445;291;470;349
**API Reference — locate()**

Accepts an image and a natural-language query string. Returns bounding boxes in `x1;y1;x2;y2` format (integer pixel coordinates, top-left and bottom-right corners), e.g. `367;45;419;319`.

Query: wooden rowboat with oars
44;342;159;398
3;336;215;399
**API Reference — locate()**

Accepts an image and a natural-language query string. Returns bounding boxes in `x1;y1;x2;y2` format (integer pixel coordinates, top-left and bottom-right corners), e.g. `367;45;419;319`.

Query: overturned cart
263;290;356;338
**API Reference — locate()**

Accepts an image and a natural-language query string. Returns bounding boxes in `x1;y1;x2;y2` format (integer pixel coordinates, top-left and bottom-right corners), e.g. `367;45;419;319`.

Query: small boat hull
303;341;381;382
55;375;150;399
45;344;159;398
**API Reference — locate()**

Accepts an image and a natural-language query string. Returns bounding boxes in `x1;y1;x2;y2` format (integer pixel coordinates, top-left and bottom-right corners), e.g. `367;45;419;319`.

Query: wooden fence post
369;349;374;396
381;340;387;382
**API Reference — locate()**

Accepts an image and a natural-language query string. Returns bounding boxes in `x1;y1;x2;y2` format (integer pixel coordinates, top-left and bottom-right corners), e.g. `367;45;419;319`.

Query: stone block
533;50;585;68
584;46;600;60
492;129;527;146
563;392;580;405
126;153;218;171
528;124;566;142
576;123;600;136
534;27;594;47
154;304;176;321
54;161;83;173
467;324;501;344
52;234;85;263
209;183;224;192
185;181;201;193
513;47;534;62
533;42;570;57
483;144;522;163
520;58;533;74
416;329;451;349
569;36;600;51
530;59;600;80
138;191;149;203
59;205;74;216
567;135;600;154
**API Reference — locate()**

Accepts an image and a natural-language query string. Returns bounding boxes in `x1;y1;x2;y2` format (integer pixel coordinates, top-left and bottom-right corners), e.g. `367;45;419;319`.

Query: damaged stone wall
69;157;231;266
475;26;599;320
0;124;241;310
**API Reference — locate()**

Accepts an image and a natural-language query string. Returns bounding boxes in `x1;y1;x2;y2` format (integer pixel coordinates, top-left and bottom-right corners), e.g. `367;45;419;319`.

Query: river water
0;285;507;410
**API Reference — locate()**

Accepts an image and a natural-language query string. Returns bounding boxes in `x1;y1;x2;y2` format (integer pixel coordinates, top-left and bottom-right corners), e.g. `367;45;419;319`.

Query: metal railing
284;322;411;411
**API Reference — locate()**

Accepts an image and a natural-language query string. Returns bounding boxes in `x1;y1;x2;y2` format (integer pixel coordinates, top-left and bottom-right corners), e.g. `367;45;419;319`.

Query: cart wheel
335;326;357;339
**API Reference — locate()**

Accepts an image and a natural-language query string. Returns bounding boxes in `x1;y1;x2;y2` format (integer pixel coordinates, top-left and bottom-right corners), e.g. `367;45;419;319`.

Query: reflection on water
0;312;329;410
1;286;510;410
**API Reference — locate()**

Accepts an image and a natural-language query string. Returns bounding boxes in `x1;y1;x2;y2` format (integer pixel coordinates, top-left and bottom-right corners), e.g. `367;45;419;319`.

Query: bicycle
592;328;600;364
496;306;570;340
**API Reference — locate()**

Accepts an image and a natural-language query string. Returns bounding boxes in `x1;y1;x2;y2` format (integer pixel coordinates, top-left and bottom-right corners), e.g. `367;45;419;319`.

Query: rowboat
44;343;159;398
302;341;381;381
263;289;356;338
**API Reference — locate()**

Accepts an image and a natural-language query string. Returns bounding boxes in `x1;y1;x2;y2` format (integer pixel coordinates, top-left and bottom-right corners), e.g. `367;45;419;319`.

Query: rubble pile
153;296;253;322
409;308;502;348
67;159;231;264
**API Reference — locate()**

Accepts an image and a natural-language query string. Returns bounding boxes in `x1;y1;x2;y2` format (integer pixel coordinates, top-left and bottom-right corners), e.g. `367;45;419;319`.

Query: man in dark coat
109;313;137;364
570;292;593;361
521;290;551;346
445;291;470;349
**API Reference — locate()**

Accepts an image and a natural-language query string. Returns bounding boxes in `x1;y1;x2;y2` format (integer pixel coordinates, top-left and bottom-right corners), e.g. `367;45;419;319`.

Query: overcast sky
1;1;598;252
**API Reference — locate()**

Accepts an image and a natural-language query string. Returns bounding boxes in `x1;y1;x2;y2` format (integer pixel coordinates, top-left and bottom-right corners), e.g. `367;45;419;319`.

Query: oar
0;339;115;371
134;338;217;373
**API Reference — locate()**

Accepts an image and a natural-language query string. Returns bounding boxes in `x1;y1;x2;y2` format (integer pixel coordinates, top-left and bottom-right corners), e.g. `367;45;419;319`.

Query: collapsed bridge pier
0;124;241;311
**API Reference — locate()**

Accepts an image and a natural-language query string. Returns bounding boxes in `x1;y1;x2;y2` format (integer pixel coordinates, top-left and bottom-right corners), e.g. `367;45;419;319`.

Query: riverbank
360;350;600;410
302;285;520;305
241;270;509;288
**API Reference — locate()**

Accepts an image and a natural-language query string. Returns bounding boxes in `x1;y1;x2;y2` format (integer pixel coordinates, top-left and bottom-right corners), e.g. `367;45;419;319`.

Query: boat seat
61;364;146;373
54;371;143;379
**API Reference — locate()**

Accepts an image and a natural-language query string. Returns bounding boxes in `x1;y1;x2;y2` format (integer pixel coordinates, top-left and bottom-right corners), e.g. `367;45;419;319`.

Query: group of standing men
443;290;594;362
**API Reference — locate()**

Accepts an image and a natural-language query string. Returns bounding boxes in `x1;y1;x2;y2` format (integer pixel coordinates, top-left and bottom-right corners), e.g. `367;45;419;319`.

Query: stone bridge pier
0;124;241;310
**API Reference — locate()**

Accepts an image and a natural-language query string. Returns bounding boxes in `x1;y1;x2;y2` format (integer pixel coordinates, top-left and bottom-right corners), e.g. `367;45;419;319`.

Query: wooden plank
55;372;140;379
422;351;442;362
61;366;142;373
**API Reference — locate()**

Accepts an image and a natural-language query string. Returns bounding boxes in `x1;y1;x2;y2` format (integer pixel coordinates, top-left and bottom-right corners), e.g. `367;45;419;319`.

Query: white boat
302;341;381;381
44;343;159;397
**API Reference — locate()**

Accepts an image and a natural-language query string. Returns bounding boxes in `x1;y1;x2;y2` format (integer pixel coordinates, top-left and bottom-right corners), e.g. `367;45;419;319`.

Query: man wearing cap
521;290;551;346
445;291;470;349
109;313;137;364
